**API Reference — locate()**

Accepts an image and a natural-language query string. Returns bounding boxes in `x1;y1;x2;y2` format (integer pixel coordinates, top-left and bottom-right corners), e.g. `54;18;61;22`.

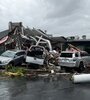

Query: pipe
36;36;52;51
36;36;42;46
72;74;90;83
29;36;37;42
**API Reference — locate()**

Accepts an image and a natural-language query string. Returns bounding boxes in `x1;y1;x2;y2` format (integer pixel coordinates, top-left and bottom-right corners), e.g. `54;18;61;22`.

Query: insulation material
72;74;90;83
0;36;8;44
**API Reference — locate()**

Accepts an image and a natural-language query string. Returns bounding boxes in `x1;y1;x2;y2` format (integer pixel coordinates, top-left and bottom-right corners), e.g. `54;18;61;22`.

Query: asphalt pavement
0;76;90;100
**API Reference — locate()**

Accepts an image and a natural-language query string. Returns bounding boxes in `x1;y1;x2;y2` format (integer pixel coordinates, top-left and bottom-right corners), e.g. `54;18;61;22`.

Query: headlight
2;60;10;64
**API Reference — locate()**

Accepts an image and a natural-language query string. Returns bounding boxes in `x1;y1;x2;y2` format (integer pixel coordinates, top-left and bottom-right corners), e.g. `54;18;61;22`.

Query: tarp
0;36;8;44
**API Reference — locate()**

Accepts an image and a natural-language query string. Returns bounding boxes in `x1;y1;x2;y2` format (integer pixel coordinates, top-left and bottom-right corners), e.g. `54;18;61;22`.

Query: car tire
9;62;14;66
61;66;66;72
78;62;85;72
17;62;22;66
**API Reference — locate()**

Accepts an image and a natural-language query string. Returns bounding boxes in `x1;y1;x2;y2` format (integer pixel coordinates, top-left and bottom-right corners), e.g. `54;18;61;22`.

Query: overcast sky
0;0;90;38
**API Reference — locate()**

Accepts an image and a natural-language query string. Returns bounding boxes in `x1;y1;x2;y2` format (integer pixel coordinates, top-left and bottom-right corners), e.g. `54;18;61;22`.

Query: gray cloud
0;0;90;38
45;0;82;18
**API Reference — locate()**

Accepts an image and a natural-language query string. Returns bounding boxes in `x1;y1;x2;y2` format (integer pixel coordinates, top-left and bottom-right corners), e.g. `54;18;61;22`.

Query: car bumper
0;63;8;68
59;62;76;67
26;56;44;65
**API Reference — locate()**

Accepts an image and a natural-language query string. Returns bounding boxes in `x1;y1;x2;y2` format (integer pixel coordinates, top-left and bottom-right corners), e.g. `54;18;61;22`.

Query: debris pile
0;22;90;84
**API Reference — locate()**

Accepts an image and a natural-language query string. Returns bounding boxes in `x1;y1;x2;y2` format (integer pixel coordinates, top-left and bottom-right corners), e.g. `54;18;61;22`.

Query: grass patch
4;65;27;77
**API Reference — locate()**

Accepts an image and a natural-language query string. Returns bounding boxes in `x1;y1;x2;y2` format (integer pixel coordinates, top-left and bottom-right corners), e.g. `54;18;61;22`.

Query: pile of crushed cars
0;36;90;83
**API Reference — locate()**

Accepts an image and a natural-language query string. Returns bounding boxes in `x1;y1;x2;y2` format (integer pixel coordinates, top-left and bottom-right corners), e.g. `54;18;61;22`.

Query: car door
81;52;90;65
85;52;90;65
13;51;25;65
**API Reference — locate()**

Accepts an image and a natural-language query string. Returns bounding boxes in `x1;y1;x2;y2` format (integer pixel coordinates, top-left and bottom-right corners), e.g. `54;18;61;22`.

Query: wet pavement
0;76;90;100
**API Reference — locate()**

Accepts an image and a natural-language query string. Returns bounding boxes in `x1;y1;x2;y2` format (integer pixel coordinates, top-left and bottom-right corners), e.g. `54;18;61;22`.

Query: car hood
0;56;12;62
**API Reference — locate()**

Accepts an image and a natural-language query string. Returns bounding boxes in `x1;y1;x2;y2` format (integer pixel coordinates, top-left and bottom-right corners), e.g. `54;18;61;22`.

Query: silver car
58;51;90;71
0;50;25;67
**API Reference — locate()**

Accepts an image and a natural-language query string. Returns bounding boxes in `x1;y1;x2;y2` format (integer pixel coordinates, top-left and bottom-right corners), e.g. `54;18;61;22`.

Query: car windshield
60;53;73;58
1;51;15;58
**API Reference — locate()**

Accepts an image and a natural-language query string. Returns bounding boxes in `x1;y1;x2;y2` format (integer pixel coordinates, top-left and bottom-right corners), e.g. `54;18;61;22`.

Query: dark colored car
0;50;25;67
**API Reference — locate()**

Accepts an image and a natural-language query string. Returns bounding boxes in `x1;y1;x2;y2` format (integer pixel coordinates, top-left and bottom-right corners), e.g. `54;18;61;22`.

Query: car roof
61;51;79;53
6;49;25;53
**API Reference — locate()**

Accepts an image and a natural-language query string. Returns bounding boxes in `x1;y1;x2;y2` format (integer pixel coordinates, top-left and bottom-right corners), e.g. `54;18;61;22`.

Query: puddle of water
0;76;90;100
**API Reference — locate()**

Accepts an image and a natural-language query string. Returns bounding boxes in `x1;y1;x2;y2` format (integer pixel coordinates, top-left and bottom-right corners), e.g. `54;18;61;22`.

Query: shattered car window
60;53;73;58
27;46;44;59
1;51;15;58
75;53;79;57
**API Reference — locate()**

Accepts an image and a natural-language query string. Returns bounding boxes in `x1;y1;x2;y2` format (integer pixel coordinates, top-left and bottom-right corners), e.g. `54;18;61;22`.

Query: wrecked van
26;45;46;66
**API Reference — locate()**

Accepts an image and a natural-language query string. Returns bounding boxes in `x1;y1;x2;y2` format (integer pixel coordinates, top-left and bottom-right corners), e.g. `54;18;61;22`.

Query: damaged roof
24;28;35;37
0;30;9;40
50;36;67;43
24;28;50;40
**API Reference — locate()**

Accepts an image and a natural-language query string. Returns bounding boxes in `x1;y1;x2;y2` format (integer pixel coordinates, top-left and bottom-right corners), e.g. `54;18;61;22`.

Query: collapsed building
0;22;67;54
66;39;90;54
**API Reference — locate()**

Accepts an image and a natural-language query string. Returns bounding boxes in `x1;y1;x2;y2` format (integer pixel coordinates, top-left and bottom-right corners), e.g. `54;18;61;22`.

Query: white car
58;51;90;72
26;45;46;66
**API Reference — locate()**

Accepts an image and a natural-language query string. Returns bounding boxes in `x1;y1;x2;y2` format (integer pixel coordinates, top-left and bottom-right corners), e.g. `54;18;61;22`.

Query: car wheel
17;62;22;66
61;66;66;72
9;62;14;66
78;62;85;72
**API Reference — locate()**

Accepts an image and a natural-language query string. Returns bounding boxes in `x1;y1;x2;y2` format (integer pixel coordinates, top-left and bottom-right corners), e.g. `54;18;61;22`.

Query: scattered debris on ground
72;73;90;83
0;62;90;85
